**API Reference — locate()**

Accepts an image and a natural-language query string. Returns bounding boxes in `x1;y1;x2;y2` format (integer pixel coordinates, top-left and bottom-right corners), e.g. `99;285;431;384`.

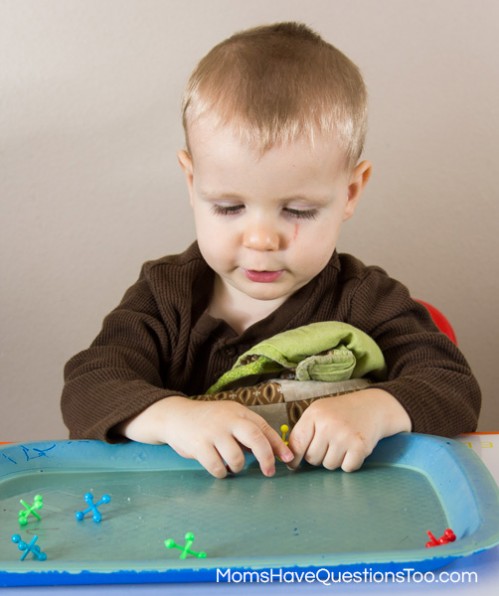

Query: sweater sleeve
347;267;481;436
61;269;187;441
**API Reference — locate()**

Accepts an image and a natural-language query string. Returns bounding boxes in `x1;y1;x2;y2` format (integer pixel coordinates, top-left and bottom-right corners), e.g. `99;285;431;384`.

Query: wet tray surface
0;433;498;586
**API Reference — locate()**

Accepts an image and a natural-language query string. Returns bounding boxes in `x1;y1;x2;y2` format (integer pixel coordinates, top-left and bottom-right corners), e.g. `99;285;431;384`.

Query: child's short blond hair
182;22;368;167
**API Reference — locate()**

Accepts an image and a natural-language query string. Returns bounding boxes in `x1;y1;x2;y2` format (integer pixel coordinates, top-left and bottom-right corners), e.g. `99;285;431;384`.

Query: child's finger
214;437;247;474
232;420;290;476
322;444;347;471
249;416;294;460
302;440;328;467
195;444;231;479
243;412;294;464
340;442;372;472
340;449;365;472
234;424;279;476
264;425;294;464
287;420;315;469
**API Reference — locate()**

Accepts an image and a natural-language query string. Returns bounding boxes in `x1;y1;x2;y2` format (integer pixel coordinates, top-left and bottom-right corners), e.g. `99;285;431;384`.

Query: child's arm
118;396;294;478
285;257;481;471
337;259;481;438
61;255;294;477
287;388;411;472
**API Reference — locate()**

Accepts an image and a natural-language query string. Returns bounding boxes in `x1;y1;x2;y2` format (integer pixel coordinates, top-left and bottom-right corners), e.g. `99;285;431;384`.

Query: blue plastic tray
0;433;498;586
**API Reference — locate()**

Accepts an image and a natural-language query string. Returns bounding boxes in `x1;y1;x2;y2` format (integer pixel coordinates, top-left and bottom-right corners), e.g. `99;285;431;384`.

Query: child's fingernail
281;450;294;463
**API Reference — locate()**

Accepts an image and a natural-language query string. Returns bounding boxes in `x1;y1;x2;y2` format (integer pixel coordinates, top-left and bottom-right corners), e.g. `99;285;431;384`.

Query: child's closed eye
283;207;318;220
210;204;318;220
211;204;245;216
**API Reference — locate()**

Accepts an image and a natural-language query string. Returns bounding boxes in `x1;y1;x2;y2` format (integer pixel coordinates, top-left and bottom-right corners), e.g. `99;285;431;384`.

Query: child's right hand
118;396;294;478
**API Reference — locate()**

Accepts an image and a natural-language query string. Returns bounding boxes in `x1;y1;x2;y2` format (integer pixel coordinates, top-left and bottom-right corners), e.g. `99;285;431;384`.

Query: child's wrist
118;395;189;444
365;388;412;435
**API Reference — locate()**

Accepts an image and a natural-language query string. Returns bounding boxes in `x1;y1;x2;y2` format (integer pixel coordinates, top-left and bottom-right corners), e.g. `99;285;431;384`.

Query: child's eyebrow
200;190;331;205
199;190;245;201
281;194;332;206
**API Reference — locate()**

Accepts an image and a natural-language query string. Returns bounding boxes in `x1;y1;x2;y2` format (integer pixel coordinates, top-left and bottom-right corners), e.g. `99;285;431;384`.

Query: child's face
178;116;371;309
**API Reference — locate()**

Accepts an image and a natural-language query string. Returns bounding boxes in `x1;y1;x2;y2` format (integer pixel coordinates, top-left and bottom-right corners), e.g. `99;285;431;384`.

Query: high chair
416;299;457;345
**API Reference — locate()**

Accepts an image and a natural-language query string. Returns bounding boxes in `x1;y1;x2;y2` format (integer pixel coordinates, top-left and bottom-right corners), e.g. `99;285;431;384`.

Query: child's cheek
293;223;299;241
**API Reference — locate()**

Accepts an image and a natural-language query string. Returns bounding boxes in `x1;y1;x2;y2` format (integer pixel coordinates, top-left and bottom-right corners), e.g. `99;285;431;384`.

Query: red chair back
416;299;457;345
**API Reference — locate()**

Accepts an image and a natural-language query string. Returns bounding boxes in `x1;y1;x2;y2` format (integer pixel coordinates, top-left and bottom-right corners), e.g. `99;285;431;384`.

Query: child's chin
242;284;291;302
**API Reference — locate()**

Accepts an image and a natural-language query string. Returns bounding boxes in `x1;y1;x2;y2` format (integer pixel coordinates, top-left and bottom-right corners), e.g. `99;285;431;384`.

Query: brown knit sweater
61;242;481;440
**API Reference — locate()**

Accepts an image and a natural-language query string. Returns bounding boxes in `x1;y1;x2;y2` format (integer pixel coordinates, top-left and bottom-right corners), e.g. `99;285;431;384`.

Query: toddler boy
62;22;480;478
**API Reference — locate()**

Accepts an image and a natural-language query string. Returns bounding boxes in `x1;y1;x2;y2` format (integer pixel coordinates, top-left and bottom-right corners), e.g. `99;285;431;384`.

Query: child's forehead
187;113;348;166
186;118;351;198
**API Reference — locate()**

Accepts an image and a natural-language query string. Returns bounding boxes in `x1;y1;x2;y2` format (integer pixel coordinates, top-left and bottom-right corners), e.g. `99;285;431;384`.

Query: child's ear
343;160;372;221
177;149;194;198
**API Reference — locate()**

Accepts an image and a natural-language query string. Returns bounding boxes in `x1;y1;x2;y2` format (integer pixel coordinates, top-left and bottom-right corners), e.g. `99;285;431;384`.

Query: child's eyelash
284;208;318;220
210;204;318;220
211;204;244;216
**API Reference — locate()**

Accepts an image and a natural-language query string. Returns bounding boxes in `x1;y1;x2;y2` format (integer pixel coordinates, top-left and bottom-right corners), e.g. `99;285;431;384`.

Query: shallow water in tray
0;462;446;570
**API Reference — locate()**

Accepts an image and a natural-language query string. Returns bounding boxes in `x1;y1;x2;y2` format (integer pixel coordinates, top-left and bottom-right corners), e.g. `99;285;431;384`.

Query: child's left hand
287;389;412;472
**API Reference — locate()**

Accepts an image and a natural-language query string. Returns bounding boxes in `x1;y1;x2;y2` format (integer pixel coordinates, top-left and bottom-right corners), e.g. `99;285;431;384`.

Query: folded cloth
207;322;386;394
192;378;371;432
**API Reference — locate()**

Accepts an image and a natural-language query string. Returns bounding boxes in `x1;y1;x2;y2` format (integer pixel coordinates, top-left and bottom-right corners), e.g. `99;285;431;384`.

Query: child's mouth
244;269;283;283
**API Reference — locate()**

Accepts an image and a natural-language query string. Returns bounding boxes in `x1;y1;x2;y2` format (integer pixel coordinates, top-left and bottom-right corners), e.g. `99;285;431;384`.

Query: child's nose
242;222;280;251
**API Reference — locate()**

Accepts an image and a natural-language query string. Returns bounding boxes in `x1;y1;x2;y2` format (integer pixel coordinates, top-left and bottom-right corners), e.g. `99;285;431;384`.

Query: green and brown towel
191;322;387;432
